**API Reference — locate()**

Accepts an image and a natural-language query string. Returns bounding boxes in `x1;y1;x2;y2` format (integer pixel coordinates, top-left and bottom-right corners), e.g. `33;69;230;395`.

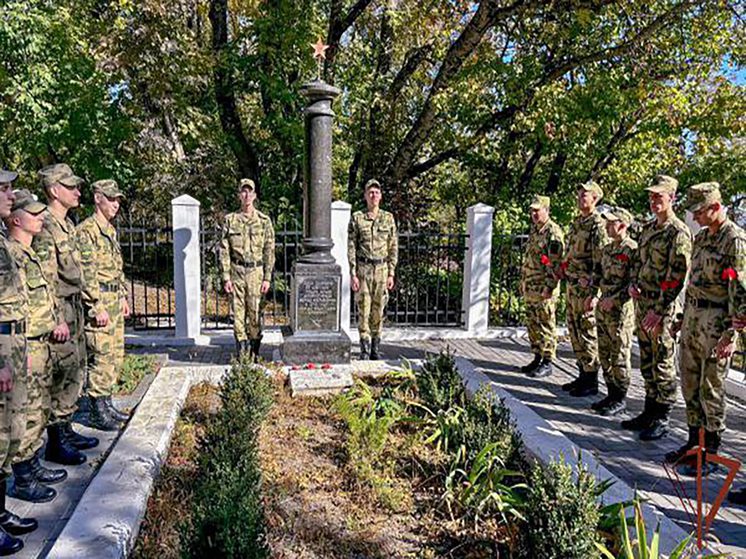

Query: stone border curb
452;356;699;557
46;364;230;559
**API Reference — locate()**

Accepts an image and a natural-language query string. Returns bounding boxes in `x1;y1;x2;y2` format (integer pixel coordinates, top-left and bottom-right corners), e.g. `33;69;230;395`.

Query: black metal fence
120;217;466;330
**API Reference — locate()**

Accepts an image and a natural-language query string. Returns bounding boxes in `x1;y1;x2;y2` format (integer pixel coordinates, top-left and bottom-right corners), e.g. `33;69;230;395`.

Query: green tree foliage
1;0;742;226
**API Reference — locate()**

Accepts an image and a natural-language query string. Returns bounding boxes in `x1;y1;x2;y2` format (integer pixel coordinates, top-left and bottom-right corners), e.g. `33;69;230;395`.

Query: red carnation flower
660;279;680;291
560;261;569;272
306;363;316;370
615;253;630;263
321;363;332;370
540;254;552;266
722;268;738;281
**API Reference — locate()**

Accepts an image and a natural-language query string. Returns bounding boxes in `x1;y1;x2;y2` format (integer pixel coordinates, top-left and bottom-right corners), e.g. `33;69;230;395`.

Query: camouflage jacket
33;210;89;307
599;236;638;305
76;214;126;317
520;218;565;299
6;239;56;338
347;209;398;278
219;210;275;283
563;211;608;295
686;218;746;329
0;236;28;369
632;213;691;314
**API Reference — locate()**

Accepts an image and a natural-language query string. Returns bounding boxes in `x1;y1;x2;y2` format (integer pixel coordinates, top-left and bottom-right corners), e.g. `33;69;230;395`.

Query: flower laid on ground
306;363;317;370
321;363;332;370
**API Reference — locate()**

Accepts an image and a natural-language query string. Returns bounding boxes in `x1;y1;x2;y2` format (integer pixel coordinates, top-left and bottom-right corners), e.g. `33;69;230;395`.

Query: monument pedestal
281;262;351;364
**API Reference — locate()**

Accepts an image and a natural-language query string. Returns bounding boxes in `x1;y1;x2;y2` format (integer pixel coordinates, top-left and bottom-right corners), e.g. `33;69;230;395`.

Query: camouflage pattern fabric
596;236;638;392
348;210;398;341
563;211;608;372
633;215;691;404
0;236;28;474
219;210;275;342
521;218;565;359
77;214;126;397
680;218;746;433
33;211;87;422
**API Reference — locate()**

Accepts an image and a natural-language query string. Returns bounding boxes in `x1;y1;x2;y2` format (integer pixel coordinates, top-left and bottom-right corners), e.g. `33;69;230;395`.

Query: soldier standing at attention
624;175;691;441
592;207;638;416
559;181;608;397
0;175;37;555
348;179;398;360
77;180;130;431
34;164;99;467
220;178;275;361
666;183;745;473
4;190;63;504
519;195;565;378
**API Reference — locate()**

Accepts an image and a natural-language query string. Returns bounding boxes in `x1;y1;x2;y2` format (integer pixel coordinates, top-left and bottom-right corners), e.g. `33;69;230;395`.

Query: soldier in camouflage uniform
559;181;608;397
624;175;691;440
77;180;130;431
4;190;63;504
666;183;745;474
520;195;564;378
593;207;637;416
34;164;99;467
0;174;38;554
220;178;275;361
348;179;398;360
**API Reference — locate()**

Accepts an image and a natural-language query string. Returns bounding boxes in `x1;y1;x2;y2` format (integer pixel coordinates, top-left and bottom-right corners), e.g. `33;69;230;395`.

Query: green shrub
183;355;273;558
521;458;600;559
416;348;466;412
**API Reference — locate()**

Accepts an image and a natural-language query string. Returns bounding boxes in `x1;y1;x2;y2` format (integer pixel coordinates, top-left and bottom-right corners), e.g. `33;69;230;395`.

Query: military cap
529;195;550;210
683;182;722;212
11;189;46;215
579;180;603;198
239;178;255;191
0;169;18;184
600;206;634;225
39;163;84;188
646;174;678;194
92;179;125;198
365;179;382;191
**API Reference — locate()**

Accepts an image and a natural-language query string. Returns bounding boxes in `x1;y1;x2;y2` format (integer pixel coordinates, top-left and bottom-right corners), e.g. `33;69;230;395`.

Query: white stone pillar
462;203;495;336
172;195;207;345
331;201;352;336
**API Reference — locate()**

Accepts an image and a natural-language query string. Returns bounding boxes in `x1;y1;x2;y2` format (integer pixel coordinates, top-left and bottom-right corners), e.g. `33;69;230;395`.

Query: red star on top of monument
311;38;329;61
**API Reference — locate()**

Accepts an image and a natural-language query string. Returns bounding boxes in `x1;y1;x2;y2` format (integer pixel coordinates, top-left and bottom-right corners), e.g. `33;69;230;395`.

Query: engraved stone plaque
294;274;340;332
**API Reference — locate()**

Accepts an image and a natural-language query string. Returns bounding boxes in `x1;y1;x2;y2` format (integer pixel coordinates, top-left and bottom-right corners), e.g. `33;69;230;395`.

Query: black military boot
621;397;656;431
62;422;99;450
89;397;122;432
529;358;553;378
249;335;263;362
561;362;586;392
0;513;22;556
639;402;671;441
31;449;67;484
665;425;700;464
105;396;130;422
678;430;721;476
359;339;370;360
370;337;381;360
729;487;746;506
520;354;542;374
8;461;56;503
597;387;627;417
591;393;613;411
44;424;86;466
0;475;37;537
569;370;599;397
234;339;242;358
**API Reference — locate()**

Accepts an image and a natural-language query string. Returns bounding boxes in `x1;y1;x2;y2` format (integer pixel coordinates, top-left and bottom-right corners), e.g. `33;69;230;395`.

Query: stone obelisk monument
281;40;351;364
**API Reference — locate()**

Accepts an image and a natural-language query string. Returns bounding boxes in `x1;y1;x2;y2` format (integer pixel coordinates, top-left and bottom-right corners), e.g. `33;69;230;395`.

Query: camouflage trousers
15;339;52;463
85;292;124;398
49;295;86;423
525;295;558;360
566;284;599;373
0;333;28;474
231;267;264;342
679;306;731;433
635;297;678;405
355;262;389;341
595;299;634;393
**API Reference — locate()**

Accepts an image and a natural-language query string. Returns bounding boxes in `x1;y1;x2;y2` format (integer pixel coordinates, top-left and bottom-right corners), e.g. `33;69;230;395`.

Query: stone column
462;203;495;336
172;195;207;345
331;201;352;336
281;80;351;364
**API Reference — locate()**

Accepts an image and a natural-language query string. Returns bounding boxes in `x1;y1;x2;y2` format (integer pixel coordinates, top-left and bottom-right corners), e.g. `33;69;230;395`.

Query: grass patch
115;354;157;394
